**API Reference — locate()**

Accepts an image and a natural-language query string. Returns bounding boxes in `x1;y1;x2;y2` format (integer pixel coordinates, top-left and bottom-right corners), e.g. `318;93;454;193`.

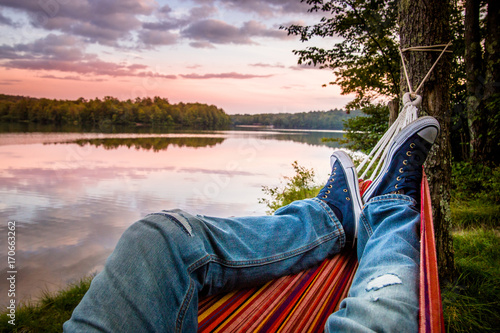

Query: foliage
451;161;500;204
0;277;93;332
259;161;321;214
450;161;500;230
231;109;363;130
327;103;388;152
0;94;231;130
283;0;400;110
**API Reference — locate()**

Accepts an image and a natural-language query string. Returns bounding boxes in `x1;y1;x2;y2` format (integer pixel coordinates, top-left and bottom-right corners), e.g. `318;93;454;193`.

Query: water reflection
63;137;225;152
0;129;348;307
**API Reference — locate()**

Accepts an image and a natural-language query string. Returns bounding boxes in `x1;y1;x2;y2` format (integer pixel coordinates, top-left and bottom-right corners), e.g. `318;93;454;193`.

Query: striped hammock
198;96;444;332
198;175;443;332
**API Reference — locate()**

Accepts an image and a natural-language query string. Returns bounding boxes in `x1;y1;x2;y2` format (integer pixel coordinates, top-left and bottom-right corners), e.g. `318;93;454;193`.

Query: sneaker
362;116;440;204
317;150;363;244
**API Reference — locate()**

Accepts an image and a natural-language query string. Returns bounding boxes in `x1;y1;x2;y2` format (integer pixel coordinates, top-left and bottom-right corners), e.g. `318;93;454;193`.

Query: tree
465;0;500;165
337;103;389;152
399;0;456;280
284;0;400;110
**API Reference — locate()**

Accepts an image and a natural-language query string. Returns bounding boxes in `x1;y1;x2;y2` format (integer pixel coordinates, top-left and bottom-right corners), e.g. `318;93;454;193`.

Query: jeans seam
176;278;195;333
311;197;346;248
188;230;340;272
366;193;417;206
360;212;373;237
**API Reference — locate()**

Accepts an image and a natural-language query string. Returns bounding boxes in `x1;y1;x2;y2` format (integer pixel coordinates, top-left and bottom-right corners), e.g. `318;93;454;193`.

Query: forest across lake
0;94;364;131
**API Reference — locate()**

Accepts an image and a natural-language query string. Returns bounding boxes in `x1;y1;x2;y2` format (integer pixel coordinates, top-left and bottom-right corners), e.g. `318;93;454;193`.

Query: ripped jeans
64;194;419;332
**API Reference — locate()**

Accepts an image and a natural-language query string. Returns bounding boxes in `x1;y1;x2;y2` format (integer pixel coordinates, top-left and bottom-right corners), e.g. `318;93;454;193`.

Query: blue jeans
64;194;419;332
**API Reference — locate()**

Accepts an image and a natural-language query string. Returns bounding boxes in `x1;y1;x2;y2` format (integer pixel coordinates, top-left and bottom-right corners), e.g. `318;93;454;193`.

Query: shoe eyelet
406;151;412;156
328;185;332;188
395;184;398;189
399;168;403;173
330;178;335;182
343;189;348;192
410;143;416;148
403;160;408;165
346;197;350;201
322;195;327;199
397;176;401;181
326;190;330;194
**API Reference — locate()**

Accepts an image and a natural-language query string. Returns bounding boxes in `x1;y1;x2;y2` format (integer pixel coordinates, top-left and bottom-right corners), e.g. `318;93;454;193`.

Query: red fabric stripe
419;171;445;333
222;274;301;332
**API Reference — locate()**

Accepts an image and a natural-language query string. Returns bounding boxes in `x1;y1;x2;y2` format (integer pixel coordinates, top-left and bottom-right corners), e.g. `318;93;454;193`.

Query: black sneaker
362;116;440;204
317;151;363;244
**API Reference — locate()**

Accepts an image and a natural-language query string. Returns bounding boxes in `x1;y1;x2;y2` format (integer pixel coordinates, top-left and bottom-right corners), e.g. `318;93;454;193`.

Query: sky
0;0;351;114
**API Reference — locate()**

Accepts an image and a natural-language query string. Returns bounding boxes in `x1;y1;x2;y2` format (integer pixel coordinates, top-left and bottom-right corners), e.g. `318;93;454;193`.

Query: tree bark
465;0;486;163
388;97;400;125
484;0;500;164
399;0;456;281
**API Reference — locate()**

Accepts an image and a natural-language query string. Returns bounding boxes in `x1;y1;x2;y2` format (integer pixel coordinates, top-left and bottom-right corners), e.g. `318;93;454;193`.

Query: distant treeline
230;109;364;130
0;94;231;129
0;94;364;131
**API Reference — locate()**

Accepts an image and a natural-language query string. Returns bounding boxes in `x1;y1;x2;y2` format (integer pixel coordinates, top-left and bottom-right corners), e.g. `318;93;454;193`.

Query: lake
0;127;359;307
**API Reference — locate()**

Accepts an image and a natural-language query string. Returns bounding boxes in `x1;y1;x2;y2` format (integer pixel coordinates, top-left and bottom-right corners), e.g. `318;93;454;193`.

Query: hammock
198;94;445;332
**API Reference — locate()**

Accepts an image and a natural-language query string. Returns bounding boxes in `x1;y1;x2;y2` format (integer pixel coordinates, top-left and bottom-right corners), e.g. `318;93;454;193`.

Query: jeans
64;194;420;332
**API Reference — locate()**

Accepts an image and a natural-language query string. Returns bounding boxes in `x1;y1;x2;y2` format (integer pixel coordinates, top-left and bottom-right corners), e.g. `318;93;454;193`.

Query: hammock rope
399;41;452;97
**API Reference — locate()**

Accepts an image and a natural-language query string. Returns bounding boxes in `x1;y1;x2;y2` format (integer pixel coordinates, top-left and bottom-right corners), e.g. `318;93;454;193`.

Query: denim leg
326;194;420;332
64;198;345;333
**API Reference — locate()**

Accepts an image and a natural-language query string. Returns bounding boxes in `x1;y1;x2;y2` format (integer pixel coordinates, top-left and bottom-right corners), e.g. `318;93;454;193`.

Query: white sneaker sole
330;150;363;244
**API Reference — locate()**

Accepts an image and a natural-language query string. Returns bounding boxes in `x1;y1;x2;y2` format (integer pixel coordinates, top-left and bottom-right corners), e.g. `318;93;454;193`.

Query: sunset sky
0;0;351;114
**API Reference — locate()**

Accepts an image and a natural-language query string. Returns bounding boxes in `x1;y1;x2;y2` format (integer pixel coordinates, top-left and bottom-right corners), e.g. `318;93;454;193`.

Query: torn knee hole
365;273;402;292
150;212;193;236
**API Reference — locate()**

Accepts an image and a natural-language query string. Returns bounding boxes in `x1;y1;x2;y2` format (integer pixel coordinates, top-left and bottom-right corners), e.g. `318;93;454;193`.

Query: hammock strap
399;41;452;97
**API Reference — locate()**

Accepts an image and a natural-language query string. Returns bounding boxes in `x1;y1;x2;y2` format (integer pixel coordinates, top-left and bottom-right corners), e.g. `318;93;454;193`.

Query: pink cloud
180;72;273;79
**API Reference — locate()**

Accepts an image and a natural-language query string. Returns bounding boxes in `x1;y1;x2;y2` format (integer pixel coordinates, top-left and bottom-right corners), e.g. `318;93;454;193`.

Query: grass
450;198;500;230
1;161;498;332
442;226;500;332
442;228;500;332
0;277;92;332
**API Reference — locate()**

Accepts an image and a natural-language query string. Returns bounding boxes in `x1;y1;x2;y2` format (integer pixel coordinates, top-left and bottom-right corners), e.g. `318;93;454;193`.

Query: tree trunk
465;0;487;163
388;97;400;125
399;0;456;282
484;0;500;164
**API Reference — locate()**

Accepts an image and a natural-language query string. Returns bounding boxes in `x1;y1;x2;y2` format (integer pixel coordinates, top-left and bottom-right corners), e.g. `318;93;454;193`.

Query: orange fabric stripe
419;172;445;333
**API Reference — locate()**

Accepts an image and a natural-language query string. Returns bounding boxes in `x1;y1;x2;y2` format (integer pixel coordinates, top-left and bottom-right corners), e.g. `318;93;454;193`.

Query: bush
451;161;500;204
259;161;321;214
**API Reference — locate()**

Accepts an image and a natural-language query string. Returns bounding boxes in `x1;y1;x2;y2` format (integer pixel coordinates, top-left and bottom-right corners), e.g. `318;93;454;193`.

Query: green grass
0;277;92;332
442;228;500;332
451;199;500;230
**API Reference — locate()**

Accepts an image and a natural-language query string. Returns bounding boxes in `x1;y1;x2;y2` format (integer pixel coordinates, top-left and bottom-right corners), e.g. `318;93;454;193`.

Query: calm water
0;128;358;306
